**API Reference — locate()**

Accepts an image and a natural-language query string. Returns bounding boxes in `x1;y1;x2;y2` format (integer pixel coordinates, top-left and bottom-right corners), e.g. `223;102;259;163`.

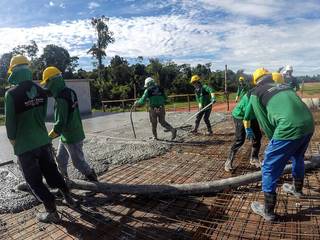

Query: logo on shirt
25;86;44;107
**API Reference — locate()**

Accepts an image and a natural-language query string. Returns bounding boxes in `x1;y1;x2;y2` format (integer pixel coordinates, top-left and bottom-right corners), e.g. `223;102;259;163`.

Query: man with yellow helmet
235;76;249;103
41;66;98;182
5;56;76;223
243;68;314;221
190;75;216;135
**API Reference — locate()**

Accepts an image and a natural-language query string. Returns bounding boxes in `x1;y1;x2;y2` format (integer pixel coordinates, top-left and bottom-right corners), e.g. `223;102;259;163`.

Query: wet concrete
0;111;226;213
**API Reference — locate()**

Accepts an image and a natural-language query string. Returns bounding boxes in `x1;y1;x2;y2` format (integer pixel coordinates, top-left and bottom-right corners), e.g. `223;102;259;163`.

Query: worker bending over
235;76;249;103
41;67;98;182
190;75;216;135
243;68;314;221
5;56;76;223
135;77;177;140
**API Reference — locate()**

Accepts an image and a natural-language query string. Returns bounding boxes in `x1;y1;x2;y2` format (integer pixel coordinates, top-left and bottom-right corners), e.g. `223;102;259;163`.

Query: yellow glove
9;139;16;146
243;120;251;129
198;103;202;109
49;130;59;139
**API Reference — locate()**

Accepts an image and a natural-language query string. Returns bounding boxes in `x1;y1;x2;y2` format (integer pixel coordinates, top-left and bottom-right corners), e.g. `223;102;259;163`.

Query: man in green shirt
5;56;76;223
243;68;314;221
135;77;177;140
40;67;98;182
224;90;262;172
235;76;249;103
190;75;216;135
283;65;300;91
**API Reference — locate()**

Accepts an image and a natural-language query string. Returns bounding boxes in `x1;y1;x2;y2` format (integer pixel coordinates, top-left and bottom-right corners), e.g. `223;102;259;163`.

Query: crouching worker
190;75;216;135
244;68;314;221
135;77;177;140
5;56;76;223
40;67;98;182
224;90;262;172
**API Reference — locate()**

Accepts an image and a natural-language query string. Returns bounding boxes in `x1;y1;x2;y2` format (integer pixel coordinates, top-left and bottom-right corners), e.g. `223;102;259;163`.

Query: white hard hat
285;65;293;72
144;77;155;87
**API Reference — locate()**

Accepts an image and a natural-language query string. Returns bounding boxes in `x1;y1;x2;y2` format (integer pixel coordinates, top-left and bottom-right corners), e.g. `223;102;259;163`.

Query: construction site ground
1;111;320;240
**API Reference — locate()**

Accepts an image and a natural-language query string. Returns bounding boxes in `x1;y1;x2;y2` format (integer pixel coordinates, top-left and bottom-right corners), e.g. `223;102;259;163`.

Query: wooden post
225;65;229;111
134;83;137;111
122;100;125;112
188;95;191;112
300;80;304;98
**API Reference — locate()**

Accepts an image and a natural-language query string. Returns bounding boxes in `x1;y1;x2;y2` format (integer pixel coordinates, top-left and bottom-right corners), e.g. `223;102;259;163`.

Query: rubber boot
282;178;304;198
251;192;277;221
171;128;177;140
206;125;213;136
249;148;261;168
86;169;98;182
224;151;236;172
37;202;60;224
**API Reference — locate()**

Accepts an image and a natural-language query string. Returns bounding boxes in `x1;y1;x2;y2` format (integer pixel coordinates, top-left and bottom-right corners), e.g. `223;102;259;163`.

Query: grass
0;116;4;126
301;82;320;95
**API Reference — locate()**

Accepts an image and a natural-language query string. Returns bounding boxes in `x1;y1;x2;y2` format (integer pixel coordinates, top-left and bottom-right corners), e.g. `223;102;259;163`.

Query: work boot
282;178;304;198
190;128;198;134
86;169;98;182
60;190;79;208
37;202;60;224
224;151;236;172
250;157;261;168
15;182;30;192
251;192;277;221
171;128;177;140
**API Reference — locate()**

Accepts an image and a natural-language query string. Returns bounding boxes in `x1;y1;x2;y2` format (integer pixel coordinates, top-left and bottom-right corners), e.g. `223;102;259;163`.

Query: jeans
56;140;92;177
262;133;313;193
195;107;212;132
149;106;174;137
17;144;68;208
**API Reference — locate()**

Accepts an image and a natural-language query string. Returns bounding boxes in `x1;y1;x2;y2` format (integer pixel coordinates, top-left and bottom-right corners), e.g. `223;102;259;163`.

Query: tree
0;52;13;80
88;16;115;80
12;40;38;60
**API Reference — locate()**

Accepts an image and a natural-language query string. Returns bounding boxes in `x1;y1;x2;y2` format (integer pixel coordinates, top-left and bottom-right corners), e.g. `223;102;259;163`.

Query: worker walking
5;56;76;223
190;75;216;135
224;90;262;172
40;67;98;182
235;76;249;103
283;65;300;91
243;68;314;221
135;77;177;140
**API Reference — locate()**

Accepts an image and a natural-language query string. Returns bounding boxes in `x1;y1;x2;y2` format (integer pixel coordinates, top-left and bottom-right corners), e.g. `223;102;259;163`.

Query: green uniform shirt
137;85;166;108
195;84;215;106
236;84;249;98
232;93;252;120
47;76;85;144
244;75;314;140
5;66;50;155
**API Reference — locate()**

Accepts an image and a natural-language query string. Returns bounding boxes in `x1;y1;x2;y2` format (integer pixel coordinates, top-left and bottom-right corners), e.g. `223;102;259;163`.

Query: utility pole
225;64;229;111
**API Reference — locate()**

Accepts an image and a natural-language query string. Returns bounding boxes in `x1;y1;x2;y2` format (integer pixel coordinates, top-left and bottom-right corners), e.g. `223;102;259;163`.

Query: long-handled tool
130;104;137;139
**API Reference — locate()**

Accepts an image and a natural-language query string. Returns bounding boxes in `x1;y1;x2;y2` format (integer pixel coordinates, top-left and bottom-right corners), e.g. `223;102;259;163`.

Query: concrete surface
0;111;226;213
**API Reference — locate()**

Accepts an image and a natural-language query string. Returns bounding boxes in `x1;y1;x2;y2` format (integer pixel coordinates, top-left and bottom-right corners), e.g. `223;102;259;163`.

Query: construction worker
235;76;249;103
243;68;314;221
40;67;98;182
224;89;262;172
283;65;300;91
5;55;76;223
135;77;177;140
190;75;216;135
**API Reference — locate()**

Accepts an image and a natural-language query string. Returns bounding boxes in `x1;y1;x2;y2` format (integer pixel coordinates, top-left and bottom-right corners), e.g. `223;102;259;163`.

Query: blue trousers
262;133;313;193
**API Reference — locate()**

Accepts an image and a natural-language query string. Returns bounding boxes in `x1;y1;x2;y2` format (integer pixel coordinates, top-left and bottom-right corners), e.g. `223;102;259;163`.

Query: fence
101;92;229;112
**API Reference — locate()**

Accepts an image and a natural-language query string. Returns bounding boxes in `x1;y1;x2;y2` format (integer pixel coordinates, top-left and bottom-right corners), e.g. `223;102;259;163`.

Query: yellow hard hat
190;75;200;84
252;68;269;85
272;72;284;84
8;55;30;74
239;76;244;82
41;66;62;85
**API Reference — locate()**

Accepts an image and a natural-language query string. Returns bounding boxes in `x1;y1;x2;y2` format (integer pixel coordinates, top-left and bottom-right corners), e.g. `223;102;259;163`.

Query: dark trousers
18;144;68;209
230;117;262;158
149;106;174;137
195;108;212;132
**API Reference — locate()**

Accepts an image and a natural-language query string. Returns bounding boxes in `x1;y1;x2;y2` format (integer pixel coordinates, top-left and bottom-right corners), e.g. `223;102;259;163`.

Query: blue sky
1;0;320;75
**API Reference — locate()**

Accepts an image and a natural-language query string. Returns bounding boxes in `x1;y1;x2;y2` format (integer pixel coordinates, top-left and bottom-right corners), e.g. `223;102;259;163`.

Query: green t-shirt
195;84;215;106
244;77;314;140
137;85;166;108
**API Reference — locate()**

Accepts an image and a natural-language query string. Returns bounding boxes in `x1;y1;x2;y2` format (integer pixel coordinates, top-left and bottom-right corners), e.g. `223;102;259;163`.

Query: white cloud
88;2;100;9
0;1;320;75
49;1;55;7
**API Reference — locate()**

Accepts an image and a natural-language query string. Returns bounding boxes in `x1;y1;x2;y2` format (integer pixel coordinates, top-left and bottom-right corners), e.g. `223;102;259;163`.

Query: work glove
211;97;216;104
245;128;255;140
134;100;139;106
49;129;59;139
